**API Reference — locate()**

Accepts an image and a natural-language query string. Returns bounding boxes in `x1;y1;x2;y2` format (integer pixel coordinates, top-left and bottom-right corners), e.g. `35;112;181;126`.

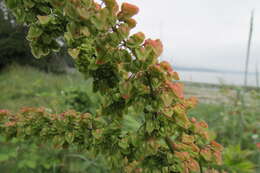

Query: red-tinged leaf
193;122;210;140
160;61;173;72
172;105;191;129
125;18;137;28
119;82;133;100
36;107;45;113
190;143;200;153
190;117;197;123
144;39;163;57
96;59;105;65
213;151;222;165
186;158;200;172
117;24;130;38
200;131;210;140
198;120;208;129
210;141;223;151
172;142;199;153
120;2;139;18
122;94;130;99
127;32;145;48
181;134;195;144
165;80;184;99
151;64;164;74
103;0;119;14
183;167;189;173
4;121;16;127
174;151;190;161
158;62;180;79
184;96;198;109
257;143;260;150
171;83;184;99
171;71;180;80
20;107;35;113
200;147;212;161
0;109;11;116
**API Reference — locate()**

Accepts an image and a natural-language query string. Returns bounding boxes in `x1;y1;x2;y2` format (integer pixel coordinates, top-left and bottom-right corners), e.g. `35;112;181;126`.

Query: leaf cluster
2;0;225;172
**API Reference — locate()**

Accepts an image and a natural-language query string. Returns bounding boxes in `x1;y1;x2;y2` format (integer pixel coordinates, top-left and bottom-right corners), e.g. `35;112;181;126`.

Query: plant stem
199;162;203;173
244;10;254;87
256;61;259;88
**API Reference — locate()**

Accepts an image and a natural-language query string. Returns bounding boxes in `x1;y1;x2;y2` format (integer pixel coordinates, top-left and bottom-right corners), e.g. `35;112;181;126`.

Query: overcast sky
117;0;260;72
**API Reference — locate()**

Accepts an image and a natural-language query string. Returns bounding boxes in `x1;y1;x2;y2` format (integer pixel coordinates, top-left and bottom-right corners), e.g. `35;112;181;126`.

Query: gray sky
118;0;260;72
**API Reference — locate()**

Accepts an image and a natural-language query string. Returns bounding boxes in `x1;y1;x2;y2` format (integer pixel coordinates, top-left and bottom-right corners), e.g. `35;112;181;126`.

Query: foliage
0;1;73;72
0;135;109;173
2;0;225;172
189;86;260;173
222;145;254;173
0;65;88;112
63;86;100;113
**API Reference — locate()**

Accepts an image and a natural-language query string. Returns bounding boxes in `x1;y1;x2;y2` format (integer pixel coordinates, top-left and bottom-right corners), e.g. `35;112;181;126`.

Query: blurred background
124;0;260;86
1;0;260;86
0;0;260;173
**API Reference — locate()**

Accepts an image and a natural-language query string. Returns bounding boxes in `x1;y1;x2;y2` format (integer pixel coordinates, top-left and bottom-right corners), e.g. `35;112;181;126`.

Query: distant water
178;70;258;87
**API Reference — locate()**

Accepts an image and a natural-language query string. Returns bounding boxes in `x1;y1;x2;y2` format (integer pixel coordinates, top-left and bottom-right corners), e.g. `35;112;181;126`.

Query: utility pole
256;61;259;88
244;10;254;87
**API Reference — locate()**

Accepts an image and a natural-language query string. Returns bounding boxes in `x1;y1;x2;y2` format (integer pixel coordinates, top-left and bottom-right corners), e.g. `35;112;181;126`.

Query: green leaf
37;15;51;25
53;135;65;148
24;0;35;8
80;27;90;36
126;32;145;48
68;48;80;59
65;132;75;144
82;0;93;7
118;138;129;149
31;45;50;59
25;160;37;169
0;154;9;162
77;7;90;20
146;121;155;134
27;25;43;40
5;0;19;9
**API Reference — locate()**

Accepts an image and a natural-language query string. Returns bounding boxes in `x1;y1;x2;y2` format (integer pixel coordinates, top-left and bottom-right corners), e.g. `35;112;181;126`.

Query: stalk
256;61;259;89
244;10;254;87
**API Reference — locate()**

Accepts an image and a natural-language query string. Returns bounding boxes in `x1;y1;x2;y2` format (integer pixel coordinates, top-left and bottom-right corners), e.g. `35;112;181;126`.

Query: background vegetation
0;65;259;172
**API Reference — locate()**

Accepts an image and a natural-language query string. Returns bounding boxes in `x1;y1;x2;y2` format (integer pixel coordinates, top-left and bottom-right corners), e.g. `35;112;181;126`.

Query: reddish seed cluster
118;2;139;19
144;39;163;57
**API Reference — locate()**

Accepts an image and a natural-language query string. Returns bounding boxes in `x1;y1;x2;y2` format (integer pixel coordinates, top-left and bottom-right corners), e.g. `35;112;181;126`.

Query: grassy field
0;65;259;172
0;65;229;110
0;65;93;112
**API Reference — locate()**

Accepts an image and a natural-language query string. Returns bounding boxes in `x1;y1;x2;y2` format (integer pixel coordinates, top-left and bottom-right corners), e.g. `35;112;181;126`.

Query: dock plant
1;0;224;172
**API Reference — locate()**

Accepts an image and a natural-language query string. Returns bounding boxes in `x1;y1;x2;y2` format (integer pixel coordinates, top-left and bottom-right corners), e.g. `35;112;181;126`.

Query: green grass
0;64;89;112
189;103;224;119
